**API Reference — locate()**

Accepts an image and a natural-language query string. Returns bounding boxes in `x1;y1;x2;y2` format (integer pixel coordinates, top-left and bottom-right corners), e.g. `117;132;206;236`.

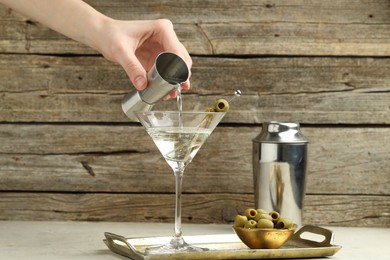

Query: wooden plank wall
0;0;389;227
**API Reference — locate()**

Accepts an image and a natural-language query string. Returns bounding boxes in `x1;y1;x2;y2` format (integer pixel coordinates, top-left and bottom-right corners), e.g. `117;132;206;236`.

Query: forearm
1;0;192;91
0;0;108;50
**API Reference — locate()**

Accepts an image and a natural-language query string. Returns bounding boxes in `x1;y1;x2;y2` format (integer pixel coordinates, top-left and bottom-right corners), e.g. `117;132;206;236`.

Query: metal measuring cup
121;52;189;121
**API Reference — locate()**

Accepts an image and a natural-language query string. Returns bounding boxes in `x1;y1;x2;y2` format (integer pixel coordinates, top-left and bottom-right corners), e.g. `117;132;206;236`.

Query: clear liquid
147;127;211;170
176;86;183;114
176;86;183;129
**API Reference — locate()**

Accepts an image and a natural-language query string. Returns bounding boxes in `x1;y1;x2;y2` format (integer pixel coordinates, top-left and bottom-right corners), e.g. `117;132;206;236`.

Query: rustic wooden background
0;0;389;227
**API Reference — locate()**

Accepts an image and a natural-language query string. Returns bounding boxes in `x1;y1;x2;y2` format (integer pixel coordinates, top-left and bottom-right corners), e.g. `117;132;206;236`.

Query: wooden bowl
233;225;297;249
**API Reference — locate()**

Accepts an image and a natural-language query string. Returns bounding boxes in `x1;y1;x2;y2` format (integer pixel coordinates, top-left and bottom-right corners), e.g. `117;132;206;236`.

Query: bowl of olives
233;208;297;249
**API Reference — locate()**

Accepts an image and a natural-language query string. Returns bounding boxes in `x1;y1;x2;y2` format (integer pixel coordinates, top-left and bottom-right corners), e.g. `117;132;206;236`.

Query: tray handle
292;225;335;247
104;232;144;260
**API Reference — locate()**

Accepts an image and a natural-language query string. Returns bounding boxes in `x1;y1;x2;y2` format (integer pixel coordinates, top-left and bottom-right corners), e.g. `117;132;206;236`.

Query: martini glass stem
172;168;185;246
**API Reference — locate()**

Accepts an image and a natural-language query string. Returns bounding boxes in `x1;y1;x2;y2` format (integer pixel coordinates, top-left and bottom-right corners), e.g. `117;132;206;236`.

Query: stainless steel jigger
121;52;189;121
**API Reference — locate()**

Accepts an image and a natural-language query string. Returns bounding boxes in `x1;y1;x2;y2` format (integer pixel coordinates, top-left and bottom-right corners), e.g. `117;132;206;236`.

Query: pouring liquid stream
176;85;183;129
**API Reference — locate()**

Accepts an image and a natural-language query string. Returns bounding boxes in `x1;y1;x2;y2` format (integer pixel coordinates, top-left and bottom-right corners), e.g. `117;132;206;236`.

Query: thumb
121;53;147;90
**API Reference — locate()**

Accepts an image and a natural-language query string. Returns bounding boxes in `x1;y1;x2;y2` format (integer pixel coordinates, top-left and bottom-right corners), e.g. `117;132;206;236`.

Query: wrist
77;8;113;53
88;18;112;53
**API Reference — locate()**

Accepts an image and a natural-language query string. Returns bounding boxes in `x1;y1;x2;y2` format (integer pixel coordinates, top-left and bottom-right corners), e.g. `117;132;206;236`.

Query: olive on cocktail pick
214;99;229;112
209;89;241;112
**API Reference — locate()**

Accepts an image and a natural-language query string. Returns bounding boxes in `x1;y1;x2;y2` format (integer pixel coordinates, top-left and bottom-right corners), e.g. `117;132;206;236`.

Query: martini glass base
145;237;208;255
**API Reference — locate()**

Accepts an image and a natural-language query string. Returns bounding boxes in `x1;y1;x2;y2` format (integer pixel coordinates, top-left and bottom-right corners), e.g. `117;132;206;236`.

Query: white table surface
1;221;389;259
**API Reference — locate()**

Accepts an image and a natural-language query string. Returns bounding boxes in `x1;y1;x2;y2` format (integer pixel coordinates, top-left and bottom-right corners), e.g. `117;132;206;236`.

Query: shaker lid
253;121;308;143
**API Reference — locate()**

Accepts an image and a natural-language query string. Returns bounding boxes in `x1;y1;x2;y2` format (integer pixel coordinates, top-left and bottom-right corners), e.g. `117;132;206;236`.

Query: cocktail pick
228;89;242;102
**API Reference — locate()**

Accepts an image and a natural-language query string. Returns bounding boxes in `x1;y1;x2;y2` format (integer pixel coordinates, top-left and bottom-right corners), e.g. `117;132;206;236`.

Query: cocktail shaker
121;52;189;121
252;121;308;227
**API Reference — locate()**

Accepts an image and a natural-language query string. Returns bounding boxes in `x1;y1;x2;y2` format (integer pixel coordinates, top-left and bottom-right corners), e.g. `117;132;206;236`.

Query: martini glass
134;111;225;254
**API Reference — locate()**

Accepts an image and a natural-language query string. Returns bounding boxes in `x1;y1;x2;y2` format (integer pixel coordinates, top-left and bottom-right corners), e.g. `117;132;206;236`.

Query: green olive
276;218;293;229
233;214;248;227
269;211;280;222
214;99;229;112
244;219;257;228
255;213;273;222
256;209;268;214
205;107;215;112
244;208;258;220
257;219;274;229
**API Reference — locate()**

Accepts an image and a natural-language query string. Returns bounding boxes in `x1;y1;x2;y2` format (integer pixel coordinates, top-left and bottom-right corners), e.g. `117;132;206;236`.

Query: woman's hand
93;18;192;97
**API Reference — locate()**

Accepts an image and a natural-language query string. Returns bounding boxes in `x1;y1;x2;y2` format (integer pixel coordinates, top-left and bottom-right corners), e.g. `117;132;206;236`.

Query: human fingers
120;51;148;90
181;81;190;91
153;19;192;71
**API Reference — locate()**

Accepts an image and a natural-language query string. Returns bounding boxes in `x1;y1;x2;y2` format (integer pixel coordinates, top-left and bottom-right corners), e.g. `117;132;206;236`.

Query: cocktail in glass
134;111;225;254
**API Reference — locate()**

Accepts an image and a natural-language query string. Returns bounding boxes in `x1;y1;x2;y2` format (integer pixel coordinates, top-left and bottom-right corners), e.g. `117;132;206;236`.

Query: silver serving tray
103;225;341;259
